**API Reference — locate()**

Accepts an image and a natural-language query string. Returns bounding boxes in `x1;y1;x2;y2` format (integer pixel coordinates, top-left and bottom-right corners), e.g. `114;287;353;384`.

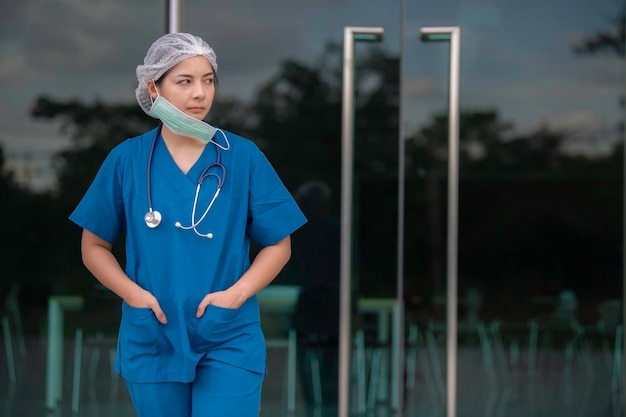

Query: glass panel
404;1;624;416
1;1;401;417
0;2;165;416
4;0;621;416
184;4;401;416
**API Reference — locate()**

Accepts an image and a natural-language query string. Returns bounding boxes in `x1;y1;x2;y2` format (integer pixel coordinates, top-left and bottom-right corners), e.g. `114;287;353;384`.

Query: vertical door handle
339;25;384;417
420;25;461;417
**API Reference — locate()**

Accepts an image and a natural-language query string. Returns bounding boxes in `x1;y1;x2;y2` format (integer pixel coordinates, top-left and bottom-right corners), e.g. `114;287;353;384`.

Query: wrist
121;285;146;307
231;281;253;303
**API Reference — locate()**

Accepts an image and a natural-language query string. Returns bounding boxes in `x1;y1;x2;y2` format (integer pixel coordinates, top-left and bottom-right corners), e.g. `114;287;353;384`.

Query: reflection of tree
251;42;399;194
0;146;17;190
576;8;625;123
0;144;68;316
0;145;21;288
403;9;625;314
12;37;621;323
252;49;342;191
247;43;401;299
31;97;153;205
405;107;621;320
574;12;624;58
31;95;254;204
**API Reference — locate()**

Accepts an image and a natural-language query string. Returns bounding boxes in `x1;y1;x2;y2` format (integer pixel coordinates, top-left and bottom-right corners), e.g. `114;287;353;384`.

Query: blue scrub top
69;126;307;383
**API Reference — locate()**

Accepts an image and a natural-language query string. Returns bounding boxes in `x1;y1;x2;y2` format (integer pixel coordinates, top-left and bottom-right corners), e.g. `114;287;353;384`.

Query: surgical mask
149;87;229;149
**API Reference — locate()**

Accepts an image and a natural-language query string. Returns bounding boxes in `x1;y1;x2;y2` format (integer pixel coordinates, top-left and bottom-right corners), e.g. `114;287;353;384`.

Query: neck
160;124;206;151
159;124;207;174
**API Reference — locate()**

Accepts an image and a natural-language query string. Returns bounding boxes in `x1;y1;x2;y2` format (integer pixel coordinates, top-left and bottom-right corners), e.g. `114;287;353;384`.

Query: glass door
1;0;622;416
403;1;624;416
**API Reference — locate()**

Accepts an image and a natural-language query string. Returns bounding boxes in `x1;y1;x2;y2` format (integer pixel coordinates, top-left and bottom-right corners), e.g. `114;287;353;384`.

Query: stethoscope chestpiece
144;210;162;228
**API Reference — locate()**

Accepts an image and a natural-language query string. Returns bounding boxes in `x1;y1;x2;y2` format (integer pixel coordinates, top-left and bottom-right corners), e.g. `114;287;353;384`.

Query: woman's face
149;55;216;121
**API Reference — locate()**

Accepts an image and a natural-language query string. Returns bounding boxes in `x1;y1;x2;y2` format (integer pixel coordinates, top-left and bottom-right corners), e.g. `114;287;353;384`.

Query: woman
69;32;306;417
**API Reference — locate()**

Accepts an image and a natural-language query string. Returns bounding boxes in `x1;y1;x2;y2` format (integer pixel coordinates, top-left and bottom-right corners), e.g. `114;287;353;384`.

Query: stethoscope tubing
146;126;160;213
145;125;226;237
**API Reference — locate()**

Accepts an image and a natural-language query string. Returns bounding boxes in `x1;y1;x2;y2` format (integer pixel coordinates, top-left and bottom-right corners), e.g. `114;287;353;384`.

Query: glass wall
0;1;401;416
184;3;402;417
403;1;624;416
0;0;623;416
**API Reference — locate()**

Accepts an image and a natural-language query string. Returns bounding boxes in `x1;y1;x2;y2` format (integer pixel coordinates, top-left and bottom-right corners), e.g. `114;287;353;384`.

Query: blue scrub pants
125;358;264;417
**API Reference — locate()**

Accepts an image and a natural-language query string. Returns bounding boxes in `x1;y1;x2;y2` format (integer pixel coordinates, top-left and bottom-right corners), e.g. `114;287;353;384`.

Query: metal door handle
339;25;384;417
420;25;461;417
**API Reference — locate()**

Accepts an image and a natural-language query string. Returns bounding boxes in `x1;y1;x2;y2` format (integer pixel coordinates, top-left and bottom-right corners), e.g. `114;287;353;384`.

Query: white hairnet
135;32;218;116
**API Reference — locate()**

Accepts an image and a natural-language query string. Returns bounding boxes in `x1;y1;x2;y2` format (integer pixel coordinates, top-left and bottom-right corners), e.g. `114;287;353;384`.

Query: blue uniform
69;126;307;384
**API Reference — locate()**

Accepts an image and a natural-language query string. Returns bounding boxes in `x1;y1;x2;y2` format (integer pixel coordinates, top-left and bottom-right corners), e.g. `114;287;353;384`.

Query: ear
147;80;157;99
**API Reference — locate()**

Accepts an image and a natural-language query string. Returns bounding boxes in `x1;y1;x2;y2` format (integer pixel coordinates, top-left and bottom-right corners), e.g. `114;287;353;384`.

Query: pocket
192;304;240;351
122;303;170;355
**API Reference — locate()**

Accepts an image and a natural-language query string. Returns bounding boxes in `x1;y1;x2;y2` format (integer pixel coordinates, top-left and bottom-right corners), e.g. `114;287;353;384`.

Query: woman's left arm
196;236;291;317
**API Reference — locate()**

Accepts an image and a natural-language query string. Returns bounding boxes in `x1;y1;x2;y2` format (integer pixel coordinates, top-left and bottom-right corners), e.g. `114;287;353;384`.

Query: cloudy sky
0;0;623;189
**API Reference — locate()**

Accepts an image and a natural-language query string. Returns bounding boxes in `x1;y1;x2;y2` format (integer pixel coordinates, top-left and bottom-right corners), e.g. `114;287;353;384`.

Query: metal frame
166;0;183;33
339;25;384;417
420;26;461;417
622;11;626;415
395;1;407;412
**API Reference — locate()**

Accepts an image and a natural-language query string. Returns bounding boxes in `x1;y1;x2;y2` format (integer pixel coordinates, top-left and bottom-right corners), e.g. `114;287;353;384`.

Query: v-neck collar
152;132;216;193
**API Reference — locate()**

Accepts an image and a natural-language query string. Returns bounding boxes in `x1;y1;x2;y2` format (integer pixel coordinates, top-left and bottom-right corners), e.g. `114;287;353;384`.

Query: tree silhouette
575;12;625;58
23;35;622;314
0;144;70;312
403;101;623;320
252;42;400;193
31;96;155;204
251;44;401;294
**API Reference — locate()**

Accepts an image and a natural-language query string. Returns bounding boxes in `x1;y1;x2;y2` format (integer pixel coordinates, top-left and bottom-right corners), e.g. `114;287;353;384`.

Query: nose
192;80;205;100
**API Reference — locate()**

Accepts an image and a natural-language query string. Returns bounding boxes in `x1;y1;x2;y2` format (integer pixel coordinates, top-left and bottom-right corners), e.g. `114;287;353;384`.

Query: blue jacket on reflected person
69;126;307;383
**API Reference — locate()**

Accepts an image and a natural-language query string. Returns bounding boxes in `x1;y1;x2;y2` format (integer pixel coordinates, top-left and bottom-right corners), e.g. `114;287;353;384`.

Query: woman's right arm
81;229;168;324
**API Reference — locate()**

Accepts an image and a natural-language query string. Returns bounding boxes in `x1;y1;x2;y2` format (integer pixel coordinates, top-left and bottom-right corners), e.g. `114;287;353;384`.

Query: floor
0;335;622;417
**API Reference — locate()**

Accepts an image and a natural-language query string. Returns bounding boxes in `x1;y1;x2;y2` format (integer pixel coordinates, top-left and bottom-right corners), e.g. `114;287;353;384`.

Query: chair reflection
1;283;26;417
259;285;394;415
1;283;27;385
71;328;120;414
404;292;624;417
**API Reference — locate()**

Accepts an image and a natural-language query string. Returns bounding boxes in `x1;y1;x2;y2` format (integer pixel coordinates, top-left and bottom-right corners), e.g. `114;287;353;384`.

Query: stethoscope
144;125;227;239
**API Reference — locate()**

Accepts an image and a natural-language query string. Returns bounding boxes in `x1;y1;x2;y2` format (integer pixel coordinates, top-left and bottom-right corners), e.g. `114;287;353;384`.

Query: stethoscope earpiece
175;222;213;238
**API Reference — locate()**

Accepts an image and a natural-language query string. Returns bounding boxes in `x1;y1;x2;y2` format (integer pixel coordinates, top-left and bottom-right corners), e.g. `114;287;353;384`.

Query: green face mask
148;88;228;149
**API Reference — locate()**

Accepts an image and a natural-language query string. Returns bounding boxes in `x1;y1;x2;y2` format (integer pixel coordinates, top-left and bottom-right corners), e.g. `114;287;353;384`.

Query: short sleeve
68;145;126;244
247;151;307;247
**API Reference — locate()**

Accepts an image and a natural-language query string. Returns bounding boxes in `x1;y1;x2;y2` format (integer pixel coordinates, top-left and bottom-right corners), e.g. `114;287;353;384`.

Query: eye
204;78;215;85
178;79;191;85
